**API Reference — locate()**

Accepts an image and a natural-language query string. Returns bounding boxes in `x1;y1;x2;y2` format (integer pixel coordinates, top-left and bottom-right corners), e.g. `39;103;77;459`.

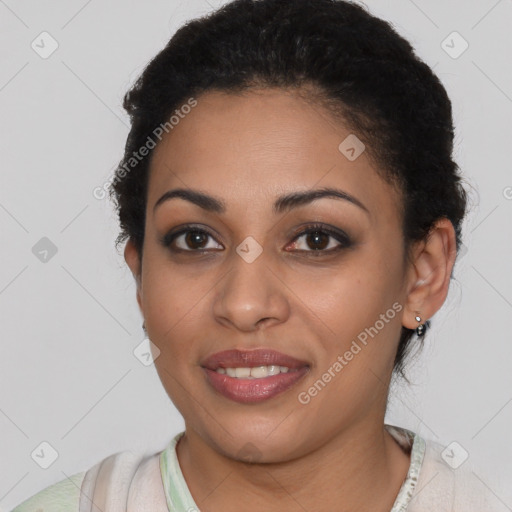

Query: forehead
148;88;400;224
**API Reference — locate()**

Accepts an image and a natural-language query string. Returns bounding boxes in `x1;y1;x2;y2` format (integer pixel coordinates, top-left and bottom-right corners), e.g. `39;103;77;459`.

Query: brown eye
183;230;209;249
160;223;351;255
289;224;352;254
304;231;330;250
161;226;223;252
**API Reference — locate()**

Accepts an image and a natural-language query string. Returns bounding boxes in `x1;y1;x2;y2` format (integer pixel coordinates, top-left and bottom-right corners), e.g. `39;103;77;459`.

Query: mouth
201;348;310;403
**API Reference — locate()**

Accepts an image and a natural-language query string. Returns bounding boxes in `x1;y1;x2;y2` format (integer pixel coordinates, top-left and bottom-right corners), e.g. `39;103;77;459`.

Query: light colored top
10;424;507;511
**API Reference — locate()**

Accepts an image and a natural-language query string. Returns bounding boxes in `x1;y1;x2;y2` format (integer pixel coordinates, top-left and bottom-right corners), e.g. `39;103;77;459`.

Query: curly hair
109;0;467;379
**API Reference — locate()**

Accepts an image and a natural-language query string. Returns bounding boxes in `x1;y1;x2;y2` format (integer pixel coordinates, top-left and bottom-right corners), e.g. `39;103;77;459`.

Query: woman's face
127;87;418;462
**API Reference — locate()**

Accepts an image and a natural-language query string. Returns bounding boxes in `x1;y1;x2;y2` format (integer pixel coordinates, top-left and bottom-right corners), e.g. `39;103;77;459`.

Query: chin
196;415;310;463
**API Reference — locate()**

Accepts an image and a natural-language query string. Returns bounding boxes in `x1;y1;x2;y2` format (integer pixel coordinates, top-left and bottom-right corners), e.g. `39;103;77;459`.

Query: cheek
141;263;219;374
308;246;404;359
308;250;401;319
141;246;199;317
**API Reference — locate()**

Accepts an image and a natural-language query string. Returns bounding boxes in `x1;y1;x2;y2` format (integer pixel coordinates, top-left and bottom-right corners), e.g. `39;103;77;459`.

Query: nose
212;248;290;332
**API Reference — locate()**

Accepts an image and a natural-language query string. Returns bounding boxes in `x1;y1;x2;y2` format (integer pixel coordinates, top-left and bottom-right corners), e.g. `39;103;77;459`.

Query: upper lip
201;349;309;370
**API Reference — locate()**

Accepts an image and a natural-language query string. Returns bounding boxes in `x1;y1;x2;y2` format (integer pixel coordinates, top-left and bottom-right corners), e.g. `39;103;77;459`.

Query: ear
402;218;458;330
124;238;143;314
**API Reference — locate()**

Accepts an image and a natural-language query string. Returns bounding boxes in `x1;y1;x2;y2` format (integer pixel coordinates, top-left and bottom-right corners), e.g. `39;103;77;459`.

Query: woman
11;0;507;510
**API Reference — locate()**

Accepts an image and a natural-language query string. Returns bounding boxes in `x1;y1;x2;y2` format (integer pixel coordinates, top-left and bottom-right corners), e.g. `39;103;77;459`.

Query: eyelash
160;223;352;256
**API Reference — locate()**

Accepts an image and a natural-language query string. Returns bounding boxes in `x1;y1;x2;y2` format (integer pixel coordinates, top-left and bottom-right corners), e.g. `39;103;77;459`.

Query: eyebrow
153;187;370;216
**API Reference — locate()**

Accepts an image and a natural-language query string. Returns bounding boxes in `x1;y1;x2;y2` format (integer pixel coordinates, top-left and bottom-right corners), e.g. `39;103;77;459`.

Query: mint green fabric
11;470;86;512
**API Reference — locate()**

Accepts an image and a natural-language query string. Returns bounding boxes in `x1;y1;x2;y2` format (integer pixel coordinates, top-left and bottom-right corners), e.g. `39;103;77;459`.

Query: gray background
1;0;511;509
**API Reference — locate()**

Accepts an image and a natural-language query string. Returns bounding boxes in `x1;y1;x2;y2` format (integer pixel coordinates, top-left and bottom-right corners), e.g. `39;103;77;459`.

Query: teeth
235;367;251;378
267;365;281;376
215;365;294;378
250;366;269;378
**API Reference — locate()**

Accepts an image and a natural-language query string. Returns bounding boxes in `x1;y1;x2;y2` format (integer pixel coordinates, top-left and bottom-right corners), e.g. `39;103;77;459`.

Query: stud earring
414;313;426;337
142;321;147;334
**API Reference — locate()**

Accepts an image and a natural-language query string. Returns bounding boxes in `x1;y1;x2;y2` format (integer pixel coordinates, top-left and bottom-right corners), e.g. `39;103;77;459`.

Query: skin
124;87;457;512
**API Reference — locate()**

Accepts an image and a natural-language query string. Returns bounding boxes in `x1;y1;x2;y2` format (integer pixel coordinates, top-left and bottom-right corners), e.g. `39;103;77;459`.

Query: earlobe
402;218;457;330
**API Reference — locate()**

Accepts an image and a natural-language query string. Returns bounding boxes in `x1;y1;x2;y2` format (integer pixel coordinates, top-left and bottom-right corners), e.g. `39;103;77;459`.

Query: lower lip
203;367;309;403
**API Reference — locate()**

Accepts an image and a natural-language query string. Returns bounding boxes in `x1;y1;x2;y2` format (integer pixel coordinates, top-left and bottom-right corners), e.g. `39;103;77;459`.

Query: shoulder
11;448;149;512
11;470;86;512
410;436;508;511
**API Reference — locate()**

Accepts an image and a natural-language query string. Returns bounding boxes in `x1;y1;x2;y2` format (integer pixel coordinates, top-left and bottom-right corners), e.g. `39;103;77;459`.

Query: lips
201;348;310;403
201;348;309;370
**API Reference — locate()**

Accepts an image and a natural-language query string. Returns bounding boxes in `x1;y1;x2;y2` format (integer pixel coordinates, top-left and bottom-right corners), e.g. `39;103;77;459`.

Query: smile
201;349;310;403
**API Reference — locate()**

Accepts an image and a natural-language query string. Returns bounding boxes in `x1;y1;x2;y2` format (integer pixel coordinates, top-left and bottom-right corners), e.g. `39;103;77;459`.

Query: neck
176;419;411;512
